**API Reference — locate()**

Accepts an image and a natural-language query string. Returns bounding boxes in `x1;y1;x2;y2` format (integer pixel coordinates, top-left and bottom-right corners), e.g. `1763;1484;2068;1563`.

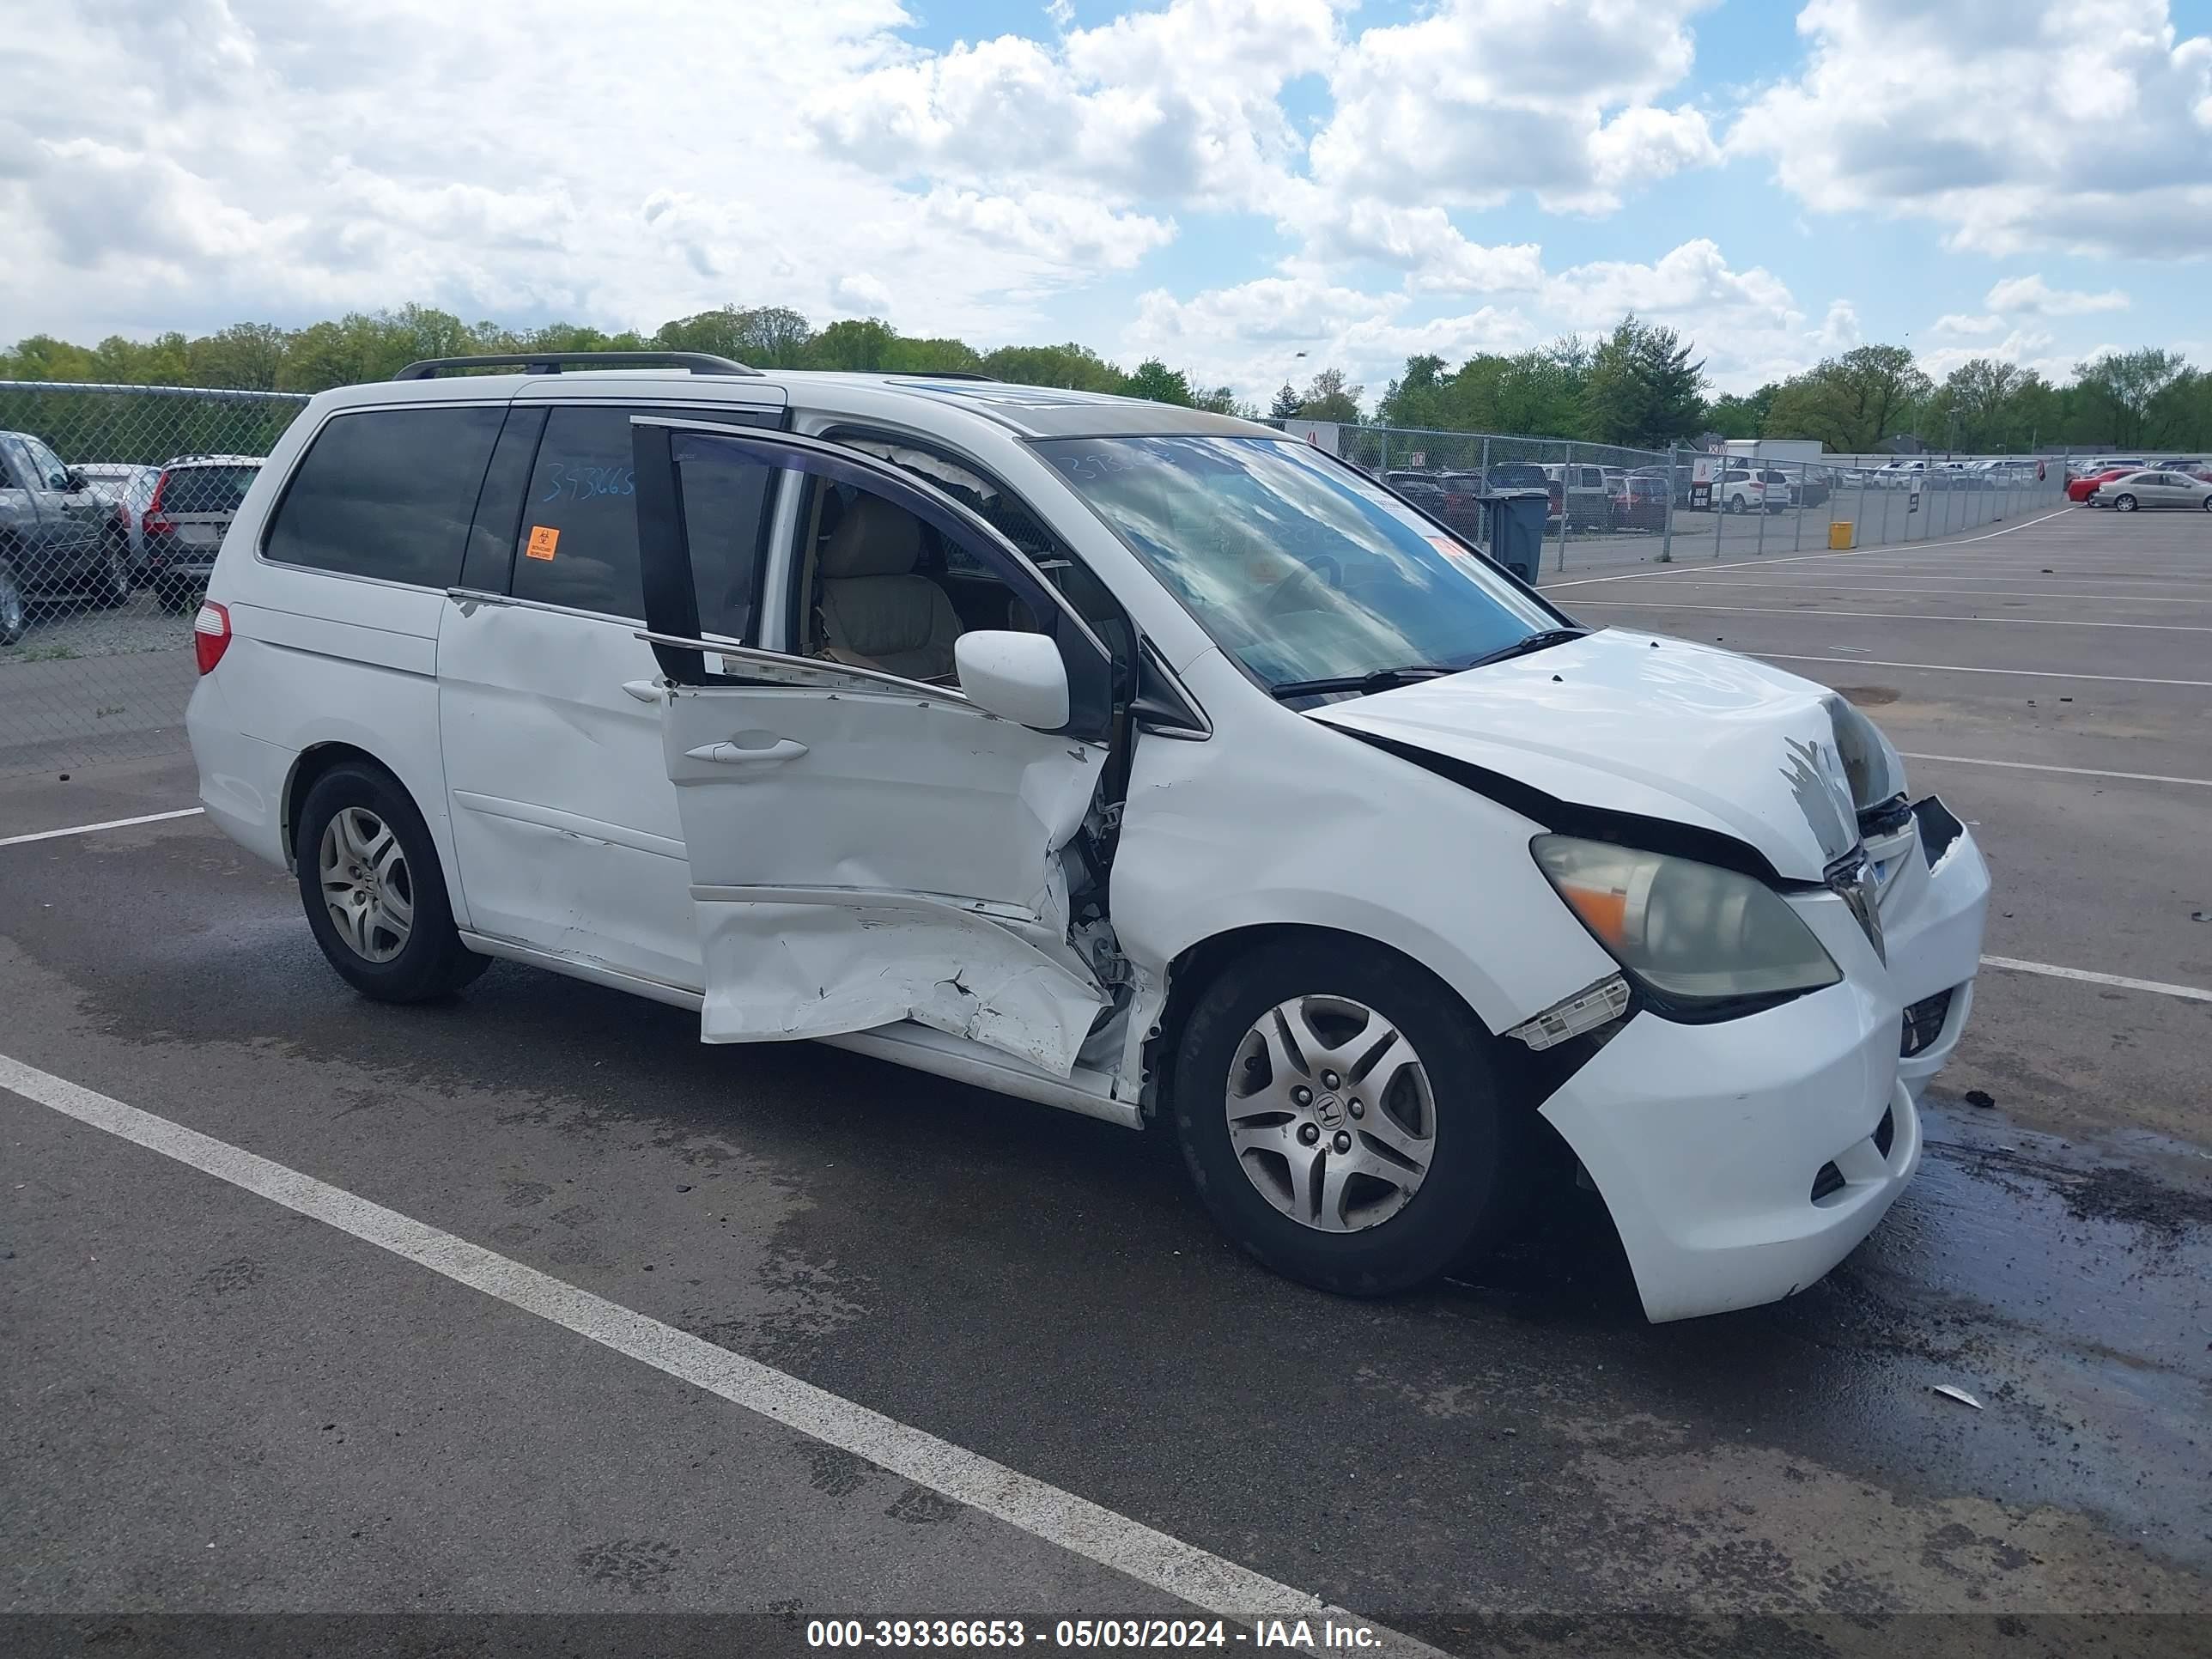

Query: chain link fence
1322;423;2073;578
0;381;308;779
2;381;2079;782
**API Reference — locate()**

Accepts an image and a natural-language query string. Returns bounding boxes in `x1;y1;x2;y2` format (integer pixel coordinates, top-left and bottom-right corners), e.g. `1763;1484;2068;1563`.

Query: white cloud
1984;274;2130;315
0;0;1170;344
1932;313;2005;337
1119;240;1844;404
806;0;1340;211
1307;0;1720;217
1730;0;2212;258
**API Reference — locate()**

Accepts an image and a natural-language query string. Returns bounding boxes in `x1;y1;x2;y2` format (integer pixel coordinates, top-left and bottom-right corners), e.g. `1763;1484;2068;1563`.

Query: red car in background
1610;474;1670;532
2068;467;2134;502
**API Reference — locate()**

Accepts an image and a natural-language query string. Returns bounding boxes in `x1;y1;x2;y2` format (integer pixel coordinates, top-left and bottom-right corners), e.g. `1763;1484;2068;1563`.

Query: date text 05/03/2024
804;1619;1386;1650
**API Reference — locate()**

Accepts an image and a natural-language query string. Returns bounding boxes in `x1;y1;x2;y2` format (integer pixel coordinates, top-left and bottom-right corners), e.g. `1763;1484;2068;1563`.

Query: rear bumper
185;672;295;870
1539;802;1988;1322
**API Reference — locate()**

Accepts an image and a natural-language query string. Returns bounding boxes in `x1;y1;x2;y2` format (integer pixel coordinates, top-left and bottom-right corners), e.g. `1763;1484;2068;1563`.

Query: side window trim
454;404;549;599
634;419;1114;674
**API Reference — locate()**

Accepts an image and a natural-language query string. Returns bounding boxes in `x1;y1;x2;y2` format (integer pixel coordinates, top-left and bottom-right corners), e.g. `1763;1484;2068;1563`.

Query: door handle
684;738;809;767
621;679;661;703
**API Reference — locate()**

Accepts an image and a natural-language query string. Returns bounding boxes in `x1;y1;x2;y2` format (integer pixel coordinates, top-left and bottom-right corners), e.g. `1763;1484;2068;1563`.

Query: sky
3;0;2209;403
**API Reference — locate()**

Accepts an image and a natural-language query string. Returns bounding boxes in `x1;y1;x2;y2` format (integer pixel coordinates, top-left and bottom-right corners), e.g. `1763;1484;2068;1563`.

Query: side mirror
64;468;88;492
954;630;1069;731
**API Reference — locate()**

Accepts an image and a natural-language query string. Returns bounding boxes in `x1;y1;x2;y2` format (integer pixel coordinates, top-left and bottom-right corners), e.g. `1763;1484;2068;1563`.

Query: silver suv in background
141;455;264;613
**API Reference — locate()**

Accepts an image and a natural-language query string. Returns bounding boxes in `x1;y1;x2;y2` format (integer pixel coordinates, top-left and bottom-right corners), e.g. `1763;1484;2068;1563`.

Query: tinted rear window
264;406;504;586
161;465;259;514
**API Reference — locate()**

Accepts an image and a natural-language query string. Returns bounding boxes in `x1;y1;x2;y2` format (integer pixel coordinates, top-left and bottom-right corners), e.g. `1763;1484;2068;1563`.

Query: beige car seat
816;495;963;681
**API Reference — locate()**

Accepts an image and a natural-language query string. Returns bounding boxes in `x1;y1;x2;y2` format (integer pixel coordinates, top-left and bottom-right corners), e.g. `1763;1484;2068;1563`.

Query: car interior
790;438;1135;692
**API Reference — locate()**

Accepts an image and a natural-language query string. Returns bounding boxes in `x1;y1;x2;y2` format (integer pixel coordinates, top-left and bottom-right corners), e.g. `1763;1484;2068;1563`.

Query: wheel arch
282;741;446;884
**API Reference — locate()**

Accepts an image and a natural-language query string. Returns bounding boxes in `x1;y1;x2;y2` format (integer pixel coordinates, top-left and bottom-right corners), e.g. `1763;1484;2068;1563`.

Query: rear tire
294;762;489;1003
1169;937;1528;1297
0;562;25;647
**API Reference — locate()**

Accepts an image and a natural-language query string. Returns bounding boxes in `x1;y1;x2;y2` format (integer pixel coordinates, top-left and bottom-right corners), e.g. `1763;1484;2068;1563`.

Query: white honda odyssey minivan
187;353;1990;1322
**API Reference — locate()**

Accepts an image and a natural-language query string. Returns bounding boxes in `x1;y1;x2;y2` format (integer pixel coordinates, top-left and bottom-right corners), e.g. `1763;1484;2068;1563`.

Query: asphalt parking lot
3;503;2209;1656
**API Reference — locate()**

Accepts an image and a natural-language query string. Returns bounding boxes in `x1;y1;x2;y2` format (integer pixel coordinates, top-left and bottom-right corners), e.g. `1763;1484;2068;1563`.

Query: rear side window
513;405;778;627
264;406;503;586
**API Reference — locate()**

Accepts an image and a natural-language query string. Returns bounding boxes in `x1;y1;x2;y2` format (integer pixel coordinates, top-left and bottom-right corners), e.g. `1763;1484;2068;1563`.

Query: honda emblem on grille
1829;854;1886;962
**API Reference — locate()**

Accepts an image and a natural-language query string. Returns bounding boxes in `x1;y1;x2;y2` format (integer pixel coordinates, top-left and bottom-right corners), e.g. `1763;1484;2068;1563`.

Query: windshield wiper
1268;664;1461;701
1461;628;1589;670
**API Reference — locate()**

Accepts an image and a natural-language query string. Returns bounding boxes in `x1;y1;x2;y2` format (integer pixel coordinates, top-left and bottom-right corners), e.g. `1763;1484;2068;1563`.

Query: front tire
1169;938;1527;1297
293;762;488;1002
2114;493;2138;513
90;532;132;607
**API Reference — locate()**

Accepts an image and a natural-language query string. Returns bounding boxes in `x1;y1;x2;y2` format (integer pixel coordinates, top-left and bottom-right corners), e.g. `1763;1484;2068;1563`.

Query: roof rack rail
878;369;998;381
392;351;763;380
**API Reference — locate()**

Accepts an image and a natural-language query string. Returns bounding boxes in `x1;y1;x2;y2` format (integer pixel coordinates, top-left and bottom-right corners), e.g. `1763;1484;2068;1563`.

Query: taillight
194;600;231;675
143;470;173;536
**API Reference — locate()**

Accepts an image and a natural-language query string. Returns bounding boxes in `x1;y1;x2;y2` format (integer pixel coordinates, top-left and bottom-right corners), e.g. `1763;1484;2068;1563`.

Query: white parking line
1601;580;2212;605
1752;653;2212;688
0;807;204;848
0;1051;1442;1654
1569;600;2212;632
1899;753;2212;788
1543;507;2075;590
1980;957;2212;1005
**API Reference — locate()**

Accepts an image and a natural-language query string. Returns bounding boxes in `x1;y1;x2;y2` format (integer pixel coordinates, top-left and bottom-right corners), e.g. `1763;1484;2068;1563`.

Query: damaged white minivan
187;354;1990;1321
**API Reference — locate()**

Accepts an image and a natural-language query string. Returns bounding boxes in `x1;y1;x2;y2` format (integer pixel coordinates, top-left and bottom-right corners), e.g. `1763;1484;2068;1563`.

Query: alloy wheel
1224;994;1436;1232
317;806;414;963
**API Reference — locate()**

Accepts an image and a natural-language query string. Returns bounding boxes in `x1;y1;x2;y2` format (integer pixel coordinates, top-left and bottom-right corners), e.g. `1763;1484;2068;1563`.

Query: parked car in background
1541;462;1613;528
1436;470;1487;537
1718;468;1778;513
78;462;161;580
1630;464;1694;508
1383;470;1446;515
0;429;133;629
1871;460;1928;489
1482;461;1550;495
142;455;264;612
2087;470;2212;513
2067;466;2136;503
1610;474;1670;532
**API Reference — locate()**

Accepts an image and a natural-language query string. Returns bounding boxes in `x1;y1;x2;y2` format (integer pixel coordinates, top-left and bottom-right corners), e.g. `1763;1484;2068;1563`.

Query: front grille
1810;1162;1846;1202
1900;989;1954;1057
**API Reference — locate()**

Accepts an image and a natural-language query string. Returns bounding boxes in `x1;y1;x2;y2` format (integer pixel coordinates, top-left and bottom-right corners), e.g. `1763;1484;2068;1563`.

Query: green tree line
0;303;1258;417
7;303;2208;454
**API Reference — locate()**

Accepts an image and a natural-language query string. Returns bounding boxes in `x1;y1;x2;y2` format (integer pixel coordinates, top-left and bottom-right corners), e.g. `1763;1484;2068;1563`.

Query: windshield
1036;435;1560;692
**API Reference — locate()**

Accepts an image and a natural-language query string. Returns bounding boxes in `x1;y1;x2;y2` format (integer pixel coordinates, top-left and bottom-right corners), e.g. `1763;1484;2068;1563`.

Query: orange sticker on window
525;525;560;561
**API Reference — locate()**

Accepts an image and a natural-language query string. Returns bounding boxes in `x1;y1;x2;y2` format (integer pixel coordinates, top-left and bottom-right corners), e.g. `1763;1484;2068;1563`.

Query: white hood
1310;630;1863;882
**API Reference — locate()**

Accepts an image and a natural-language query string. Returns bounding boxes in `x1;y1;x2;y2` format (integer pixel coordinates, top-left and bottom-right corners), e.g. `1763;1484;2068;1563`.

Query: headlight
1828;696;1907;811
1532;836;1842;1008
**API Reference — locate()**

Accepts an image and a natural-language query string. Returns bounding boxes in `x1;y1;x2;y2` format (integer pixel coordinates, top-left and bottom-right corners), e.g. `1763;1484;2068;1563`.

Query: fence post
1713;459;1726;560
1856;466;1869;550
1660;445;1675;562
1377;427;1389;477
1754;468;1768;557
1553;443;1571;572
1793;469;1805;551
1480;434;1490;483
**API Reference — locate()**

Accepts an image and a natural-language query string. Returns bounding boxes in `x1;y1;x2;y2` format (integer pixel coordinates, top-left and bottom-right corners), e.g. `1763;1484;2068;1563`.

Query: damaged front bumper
1538;797;1989;1322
